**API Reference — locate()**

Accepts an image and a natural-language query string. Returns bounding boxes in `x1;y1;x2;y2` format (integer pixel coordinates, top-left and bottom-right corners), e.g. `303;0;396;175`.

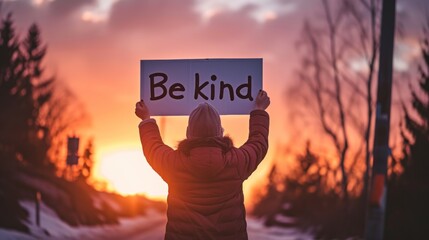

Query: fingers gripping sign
254;90;270;111
135;100;150;120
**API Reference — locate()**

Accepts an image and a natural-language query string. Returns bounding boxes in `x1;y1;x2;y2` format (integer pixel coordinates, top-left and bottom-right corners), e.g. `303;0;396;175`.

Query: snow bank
19;200;165;239
247;217;313;240
0;200;313;239
0;229;35;240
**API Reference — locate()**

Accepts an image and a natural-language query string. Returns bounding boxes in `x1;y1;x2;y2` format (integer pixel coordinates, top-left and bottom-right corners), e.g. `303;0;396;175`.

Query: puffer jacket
139;110;269;240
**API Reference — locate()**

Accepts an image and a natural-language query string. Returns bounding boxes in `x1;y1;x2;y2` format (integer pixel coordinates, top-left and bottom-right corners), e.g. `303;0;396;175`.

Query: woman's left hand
135;100;150;120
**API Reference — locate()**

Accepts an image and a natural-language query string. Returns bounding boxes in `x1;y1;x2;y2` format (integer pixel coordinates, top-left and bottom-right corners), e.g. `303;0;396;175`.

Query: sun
97;149;168;199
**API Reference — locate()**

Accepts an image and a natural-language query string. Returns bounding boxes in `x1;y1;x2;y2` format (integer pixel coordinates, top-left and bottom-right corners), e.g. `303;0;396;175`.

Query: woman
135;90;270;240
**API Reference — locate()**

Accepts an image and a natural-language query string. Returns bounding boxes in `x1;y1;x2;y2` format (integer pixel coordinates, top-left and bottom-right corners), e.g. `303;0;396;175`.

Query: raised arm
236;90;270;179
135;101;174;181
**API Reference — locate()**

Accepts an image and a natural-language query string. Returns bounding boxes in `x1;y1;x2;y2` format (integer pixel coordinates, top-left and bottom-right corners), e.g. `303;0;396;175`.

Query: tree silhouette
289;0;383;201
22;23;55;168
255;0;389;237
0;13;28;168
78;139;94;181
400;30;429;181
0;14;54;168
385;18;429;239
252;164;282;218
0;13;86;171
0;13;33;232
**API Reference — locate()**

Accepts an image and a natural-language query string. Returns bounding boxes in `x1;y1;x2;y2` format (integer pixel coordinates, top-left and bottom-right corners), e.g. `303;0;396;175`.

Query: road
87;214;312;240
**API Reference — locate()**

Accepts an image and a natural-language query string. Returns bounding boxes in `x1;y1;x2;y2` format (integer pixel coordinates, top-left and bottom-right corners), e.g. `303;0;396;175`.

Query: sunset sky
2;0;428;203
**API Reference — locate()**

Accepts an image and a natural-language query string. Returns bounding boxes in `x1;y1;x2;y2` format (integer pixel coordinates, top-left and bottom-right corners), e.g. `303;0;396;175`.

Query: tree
22;23;56;167
255;0;385;237
290;0;382;200
0;9;131;234
0;13;27;168
252;164;282;218
78;139;94;181
385;19;429;239
0;13;87;171
401;27;429;180
0;13;42;232
0;14;54;168
253;141;367;238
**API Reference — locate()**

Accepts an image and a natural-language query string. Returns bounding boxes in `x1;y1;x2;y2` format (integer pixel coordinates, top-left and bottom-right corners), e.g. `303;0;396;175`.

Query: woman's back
135;90;270;240
165;143;248;240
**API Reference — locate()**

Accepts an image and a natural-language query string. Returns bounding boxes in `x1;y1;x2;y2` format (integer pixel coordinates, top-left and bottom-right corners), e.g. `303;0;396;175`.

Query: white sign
140;58;262;115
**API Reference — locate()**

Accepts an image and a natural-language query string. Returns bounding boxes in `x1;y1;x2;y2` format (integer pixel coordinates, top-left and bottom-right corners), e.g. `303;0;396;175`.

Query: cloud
1;0;99;38
1;0;96;22
108;0;199;33
194;0;297;22
103;0;304;64
47;0;96;17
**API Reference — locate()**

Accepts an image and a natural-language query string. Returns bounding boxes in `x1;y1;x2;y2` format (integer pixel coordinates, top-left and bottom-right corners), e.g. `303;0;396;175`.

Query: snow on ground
0;229;35;240
247;217;313;240
0;200;313;239
19;200;166;239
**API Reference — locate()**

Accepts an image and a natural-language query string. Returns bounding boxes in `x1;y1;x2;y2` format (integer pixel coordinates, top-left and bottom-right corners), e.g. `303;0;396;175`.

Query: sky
1;0;429;203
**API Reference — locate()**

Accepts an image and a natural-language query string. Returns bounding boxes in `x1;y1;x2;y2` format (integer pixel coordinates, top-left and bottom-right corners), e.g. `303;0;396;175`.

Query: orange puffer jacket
139;110;269;240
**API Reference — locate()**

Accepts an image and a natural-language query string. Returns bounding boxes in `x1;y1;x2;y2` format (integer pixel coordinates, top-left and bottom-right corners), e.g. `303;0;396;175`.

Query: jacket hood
178;136;233;178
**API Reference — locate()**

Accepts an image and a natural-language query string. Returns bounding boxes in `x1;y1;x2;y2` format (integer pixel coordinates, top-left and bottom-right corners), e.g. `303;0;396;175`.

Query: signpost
66;136;79;181
140;58;262;115
66;136;79;166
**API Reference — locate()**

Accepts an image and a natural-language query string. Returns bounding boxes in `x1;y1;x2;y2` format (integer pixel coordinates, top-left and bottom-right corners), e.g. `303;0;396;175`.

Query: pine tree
0;13;27;168
385;19;429;239
22;23;55;167
401;23;429;181
0;13;55;169
0;13;31;232
295;141;322;194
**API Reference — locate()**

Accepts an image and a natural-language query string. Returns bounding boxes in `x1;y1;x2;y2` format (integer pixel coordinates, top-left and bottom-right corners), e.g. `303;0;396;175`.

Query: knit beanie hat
186;103;223;139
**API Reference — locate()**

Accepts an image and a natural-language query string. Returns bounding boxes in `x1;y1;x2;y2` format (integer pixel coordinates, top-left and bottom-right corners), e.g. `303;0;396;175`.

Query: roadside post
35;191;41;227
364;0;396;239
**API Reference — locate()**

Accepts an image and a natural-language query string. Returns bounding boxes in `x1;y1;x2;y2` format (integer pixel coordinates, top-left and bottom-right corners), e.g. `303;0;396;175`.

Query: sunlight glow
81;11;104;23
98;149;168;199
31;0;53;6
80;0;119;23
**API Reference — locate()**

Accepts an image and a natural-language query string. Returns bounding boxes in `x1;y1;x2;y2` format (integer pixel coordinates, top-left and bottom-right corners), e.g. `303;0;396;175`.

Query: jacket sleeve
138;119;175;182
236;109;269;180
